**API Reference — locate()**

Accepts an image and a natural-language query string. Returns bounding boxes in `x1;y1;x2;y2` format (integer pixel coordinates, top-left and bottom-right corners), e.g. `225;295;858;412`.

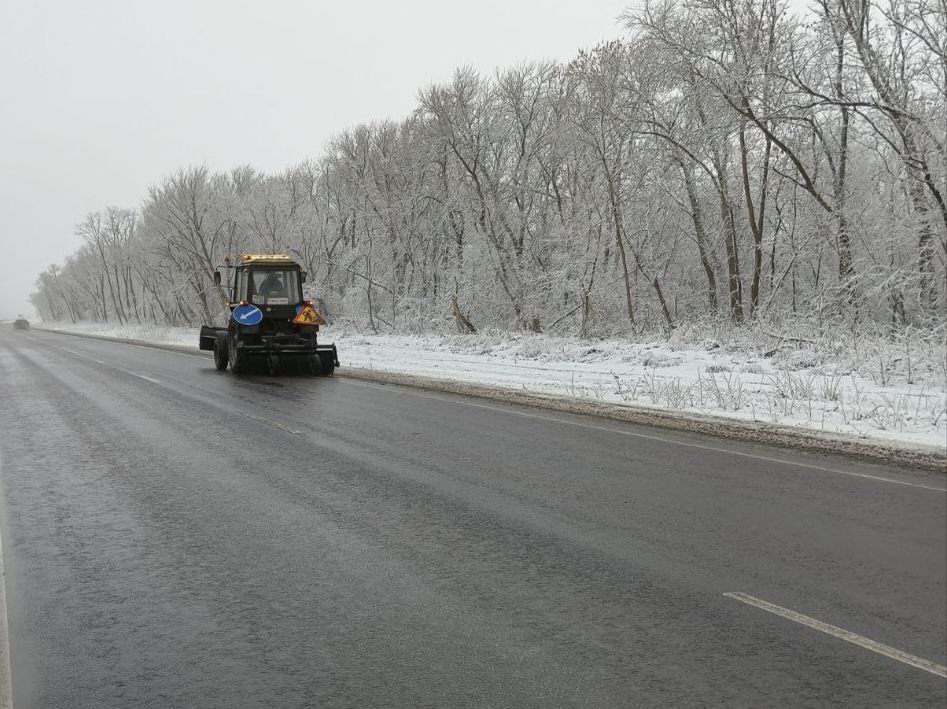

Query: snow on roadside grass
330;331;946;449
40;321;197;348
38;322;946;450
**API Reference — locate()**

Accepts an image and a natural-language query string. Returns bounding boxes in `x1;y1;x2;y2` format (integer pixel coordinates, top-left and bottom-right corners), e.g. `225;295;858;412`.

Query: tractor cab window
249;269;300;305
235;270;249;302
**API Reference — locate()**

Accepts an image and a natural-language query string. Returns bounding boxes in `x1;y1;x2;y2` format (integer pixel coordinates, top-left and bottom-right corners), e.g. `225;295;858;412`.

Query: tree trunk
720;184;744;323
679;156;718;313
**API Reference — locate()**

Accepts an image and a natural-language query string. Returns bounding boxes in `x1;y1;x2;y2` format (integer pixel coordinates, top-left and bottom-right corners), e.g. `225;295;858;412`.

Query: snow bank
38;322;196;348
37;322;947;451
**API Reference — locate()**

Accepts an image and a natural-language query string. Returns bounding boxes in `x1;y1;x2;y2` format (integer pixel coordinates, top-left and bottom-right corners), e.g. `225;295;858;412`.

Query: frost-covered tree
32;0;946;337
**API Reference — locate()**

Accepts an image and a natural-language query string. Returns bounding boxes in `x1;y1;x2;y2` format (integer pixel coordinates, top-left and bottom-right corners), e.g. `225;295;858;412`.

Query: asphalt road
0;328;944;708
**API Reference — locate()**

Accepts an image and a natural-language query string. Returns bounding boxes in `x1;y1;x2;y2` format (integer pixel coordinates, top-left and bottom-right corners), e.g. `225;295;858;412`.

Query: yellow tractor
199;253;338;375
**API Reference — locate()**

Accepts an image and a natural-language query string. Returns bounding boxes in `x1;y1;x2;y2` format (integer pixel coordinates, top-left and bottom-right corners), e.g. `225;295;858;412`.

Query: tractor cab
233;254;302;303
229;254;305;324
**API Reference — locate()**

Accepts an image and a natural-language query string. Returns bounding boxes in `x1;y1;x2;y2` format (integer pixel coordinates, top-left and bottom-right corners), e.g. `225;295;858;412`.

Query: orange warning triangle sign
293;303;325;326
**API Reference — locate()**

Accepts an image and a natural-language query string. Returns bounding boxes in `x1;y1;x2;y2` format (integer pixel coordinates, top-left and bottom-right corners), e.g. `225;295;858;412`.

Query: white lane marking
724;592;947;678
238;412;302;435
97;342;208;360
25;339;164;387
29;335;303;439
29;337;295;436
29;330;208;360
347;379;945;492
0;507;13;709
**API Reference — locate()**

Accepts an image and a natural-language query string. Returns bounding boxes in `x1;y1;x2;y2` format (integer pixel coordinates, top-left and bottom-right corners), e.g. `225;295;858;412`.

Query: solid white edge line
0;521;13;709
724;591;947;678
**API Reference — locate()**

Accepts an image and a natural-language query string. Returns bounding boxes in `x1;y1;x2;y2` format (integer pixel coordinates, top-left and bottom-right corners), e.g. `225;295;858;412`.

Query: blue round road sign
232;304;263;326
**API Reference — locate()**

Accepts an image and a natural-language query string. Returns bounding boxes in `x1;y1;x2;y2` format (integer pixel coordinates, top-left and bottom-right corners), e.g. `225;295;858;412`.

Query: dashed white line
238;412;302;435
724;592;947;678
29;334;305;438
95;341;207;360
26;339;163;387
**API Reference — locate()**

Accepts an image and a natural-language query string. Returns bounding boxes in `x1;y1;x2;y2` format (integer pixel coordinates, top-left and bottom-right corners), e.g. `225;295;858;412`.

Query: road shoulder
31;326;947;473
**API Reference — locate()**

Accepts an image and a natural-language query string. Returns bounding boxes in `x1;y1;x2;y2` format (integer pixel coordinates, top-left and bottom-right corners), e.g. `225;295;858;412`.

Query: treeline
32;0;946;336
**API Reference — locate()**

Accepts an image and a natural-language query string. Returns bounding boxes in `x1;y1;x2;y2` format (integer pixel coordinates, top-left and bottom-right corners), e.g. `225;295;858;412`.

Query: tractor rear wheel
307;353;323;376
228;334;249;374
213;333;229;370
318;351;336;376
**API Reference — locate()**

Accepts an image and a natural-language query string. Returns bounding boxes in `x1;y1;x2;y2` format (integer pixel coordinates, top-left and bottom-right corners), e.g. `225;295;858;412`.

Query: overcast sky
0;0;642;319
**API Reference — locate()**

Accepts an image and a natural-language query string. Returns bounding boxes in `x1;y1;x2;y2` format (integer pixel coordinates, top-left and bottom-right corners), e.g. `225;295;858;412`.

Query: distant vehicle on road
13;317;30;330
199;253;338;376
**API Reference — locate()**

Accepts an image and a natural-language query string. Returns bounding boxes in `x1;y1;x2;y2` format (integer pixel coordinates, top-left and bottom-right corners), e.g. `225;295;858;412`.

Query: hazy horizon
0;0;635;319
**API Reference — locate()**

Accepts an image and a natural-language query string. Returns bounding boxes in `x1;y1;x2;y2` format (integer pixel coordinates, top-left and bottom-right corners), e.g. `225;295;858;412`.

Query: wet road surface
0;328;944;707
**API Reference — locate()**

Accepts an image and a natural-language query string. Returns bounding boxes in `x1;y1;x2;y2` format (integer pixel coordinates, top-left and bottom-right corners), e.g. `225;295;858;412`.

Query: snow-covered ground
36;321;947;451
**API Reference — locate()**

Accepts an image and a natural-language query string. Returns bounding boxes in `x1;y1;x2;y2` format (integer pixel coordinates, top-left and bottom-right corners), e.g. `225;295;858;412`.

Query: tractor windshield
248;269;301;305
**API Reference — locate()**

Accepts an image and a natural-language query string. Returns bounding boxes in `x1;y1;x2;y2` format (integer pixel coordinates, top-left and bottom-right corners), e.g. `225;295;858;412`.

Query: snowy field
35;321;947;451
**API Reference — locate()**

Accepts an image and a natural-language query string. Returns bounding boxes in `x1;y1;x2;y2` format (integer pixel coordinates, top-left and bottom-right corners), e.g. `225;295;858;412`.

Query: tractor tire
266;354;280;376
307;353;323;376
228;334;250;374
318;351;336;376
213;334;229;370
